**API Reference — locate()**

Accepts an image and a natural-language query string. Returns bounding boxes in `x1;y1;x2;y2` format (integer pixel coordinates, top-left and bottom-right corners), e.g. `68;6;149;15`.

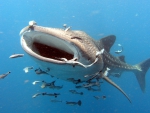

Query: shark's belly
32;56;102;81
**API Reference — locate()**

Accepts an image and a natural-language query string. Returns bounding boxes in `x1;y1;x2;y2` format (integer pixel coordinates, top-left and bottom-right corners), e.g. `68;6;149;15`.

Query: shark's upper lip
20;29;78;64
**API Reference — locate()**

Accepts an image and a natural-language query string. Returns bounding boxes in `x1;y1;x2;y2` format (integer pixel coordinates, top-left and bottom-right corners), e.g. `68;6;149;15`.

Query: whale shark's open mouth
32;40;73;60
21;30;78;63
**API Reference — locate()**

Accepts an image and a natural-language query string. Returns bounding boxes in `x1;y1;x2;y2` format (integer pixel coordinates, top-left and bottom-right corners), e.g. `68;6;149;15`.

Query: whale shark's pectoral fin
102;75;131;103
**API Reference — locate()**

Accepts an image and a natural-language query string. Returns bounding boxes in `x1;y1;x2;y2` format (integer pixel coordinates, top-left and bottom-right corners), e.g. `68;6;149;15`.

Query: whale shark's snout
20;21;104;81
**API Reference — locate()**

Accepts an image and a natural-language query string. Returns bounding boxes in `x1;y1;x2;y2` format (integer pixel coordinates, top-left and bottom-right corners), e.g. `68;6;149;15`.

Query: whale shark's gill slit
32;42;73;60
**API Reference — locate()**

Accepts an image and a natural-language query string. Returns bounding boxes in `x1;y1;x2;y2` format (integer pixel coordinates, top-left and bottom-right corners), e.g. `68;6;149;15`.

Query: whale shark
20;21;150;103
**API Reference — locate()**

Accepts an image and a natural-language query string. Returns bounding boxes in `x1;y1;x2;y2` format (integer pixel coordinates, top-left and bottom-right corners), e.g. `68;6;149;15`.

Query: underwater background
0;0;150;113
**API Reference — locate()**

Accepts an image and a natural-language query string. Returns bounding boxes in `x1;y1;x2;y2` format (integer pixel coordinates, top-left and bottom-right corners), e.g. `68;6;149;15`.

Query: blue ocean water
0;0;150;113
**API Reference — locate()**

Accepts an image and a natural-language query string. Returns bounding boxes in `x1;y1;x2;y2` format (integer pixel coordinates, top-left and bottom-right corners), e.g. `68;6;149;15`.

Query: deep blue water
0;0;150;113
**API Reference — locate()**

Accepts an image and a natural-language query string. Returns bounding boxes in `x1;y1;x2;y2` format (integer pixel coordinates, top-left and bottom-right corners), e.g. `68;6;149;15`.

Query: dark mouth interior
32;42;74;60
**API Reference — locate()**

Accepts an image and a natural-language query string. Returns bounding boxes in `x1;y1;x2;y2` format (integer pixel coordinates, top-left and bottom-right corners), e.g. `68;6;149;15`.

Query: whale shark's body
20;21;150;103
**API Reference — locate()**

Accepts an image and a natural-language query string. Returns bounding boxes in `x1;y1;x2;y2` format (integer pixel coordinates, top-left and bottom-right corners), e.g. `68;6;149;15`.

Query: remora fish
69;90;83;95
0;71;11;79
66;100;82;106
20;21;150;103
9;54;24;58
42;92;60;98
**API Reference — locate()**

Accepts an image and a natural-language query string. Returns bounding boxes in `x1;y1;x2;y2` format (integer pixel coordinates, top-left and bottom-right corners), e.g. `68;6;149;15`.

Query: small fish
69;90;83;95
102;95;106;99
75;85;83;89
35;68;49;75
67;78;81;84
87;72;99;81
63;24;67;29
83;81;100;88
93;95;106;100
84;73;97;78
41;81;63;90
115;50;122;54
115;44;123;54
41;81;55;88
86;87;101;92
0;71;11;79
42;92;60;98
93;96;100;100
32;93;41;98
9;54;24;58
32;81;41;85
50;99;62;103
66;100;82;106
23;66;33;73
41;83;46;88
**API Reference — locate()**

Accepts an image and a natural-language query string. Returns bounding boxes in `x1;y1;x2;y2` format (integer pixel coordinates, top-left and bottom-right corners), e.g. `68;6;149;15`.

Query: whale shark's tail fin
134;58;150;92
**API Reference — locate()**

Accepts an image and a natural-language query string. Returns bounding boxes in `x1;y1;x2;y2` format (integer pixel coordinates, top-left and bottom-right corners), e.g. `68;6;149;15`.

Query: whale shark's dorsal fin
118;55;126;63
99;35;116;52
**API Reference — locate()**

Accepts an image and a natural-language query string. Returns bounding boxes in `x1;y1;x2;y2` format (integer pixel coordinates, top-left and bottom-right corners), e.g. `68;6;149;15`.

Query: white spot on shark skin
96;49;104;56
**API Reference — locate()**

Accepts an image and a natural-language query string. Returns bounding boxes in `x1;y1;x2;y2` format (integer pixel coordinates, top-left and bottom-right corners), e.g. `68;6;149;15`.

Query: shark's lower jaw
21;30;102;81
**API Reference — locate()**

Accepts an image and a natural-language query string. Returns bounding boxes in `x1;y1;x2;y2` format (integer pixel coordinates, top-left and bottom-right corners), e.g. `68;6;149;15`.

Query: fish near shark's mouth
20;26;78;64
